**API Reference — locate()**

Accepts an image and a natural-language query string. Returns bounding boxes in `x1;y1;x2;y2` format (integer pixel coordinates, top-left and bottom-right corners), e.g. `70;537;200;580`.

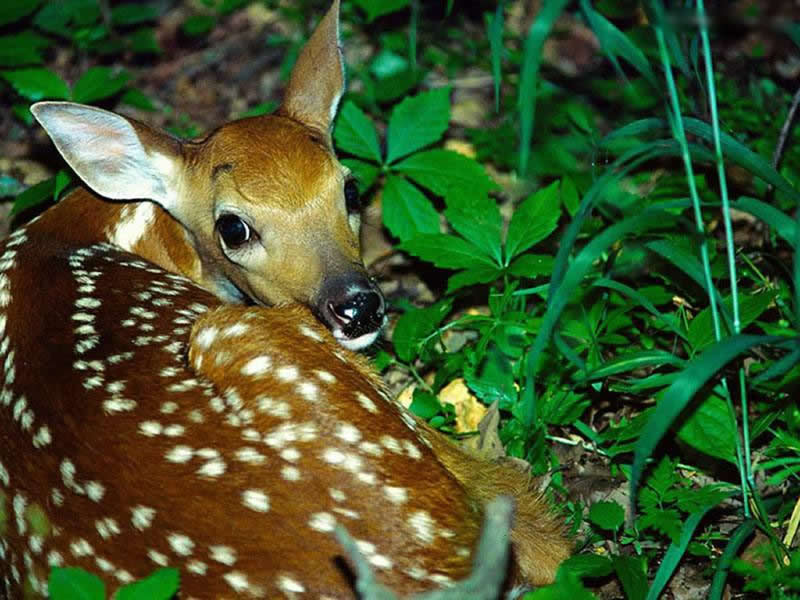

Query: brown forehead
203;115;341;210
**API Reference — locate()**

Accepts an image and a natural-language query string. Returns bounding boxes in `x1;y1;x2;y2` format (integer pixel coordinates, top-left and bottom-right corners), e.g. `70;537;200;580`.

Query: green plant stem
653;14;751;516
697;0;752;518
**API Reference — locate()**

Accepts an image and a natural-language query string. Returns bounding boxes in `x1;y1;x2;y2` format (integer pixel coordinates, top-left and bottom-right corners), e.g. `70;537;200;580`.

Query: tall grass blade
517;0;569;174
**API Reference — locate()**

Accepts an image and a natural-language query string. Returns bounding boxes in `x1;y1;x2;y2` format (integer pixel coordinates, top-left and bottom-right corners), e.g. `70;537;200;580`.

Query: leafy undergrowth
3;1;800;599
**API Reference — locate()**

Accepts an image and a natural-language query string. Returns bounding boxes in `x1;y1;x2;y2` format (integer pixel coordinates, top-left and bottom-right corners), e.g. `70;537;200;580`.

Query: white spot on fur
241;489;270;513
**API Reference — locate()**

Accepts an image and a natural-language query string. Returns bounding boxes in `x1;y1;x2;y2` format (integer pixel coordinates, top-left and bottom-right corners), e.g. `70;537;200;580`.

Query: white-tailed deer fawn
0;2;569;598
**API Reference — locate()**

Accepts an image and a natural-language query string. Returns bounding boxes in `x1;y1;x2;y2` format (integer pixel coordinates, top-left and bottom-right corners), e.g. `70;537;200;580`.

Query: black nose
329;290;385;331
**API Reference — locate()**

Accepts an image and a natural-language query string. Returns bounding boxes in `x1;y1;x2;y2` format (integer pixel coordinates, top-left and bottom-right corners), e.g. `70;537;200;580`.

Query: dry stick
771;84;800;172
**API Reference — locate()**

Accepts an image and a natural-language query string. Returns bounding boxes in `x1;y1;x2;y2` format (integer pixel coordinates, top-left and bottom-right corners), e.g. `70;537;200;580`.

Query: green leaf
588;500;624;531
0;0;42;26
72;66;130;103
401;234;496;271
34;0;100;33
446;266;503;293
334;101;382;163
0;32;50;67
53;170;72;200
505;180;561;260
687;291;775;351
630;334;782;510
117;568;179;600
444;189;502;264
49;567;105;600
734;196;796;245
352;0;409;22
613;555;648;600
182;14;216;37
236;101;278;119
120;88;157;111
111;3;158;26
676;393;737;463
583;350;685;382
394;149;496;197
341;158;380;193
517;0;569;173
464;345;517;408
581;1;657;87
559;554;614;578
392;299;453;362
562;175;579;216
1;68;69;101
645;505;715;600
127;28;162;54
508;253;554;279
381;175;439;242
11;177;54;217
386;87;450;163
408;389;441;420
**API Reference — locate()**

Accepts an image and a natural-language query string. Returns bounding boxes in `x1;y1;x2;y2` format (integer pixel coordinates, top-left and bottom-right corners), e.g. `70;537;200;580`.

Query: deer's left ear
278;0;344;140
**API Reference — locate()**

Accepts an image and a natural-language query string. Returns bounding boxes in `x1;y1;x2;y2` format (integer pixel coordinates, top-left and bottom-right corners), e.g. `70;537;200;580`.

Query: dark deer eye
216;214;251;249
344;179;362;213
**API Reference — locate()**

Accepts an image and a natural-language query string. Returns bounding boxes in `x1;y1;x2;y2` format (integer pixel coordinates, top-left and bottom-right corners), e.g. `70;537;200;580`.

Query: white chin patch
333;328;380;351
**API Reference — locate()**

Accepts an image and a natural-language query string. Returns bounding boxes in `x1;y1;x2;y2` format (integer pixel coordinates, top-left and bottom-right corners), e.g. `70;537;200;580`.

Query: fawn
0;1;570;598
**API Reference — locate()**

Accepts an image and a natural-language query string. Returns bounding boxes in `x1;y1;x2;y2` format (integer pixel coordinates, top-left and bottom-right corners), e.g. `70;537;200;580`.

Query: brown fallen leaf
438;378;487;434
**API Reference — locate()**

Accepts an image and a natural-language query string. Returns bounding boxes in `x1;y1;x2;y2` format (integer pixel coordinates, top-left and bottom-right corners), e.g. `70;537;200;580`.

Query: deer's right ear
31;101;183;211
278;0;344;139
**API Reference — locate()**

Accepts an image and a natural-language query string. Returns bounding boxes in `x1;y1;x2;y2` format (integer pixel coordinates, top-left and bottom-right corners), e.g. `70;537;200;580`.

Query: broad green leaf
0;0;42;26
444;189;502;264
117;568;179;600
341;159;380;193
687;291;775;351
0;32;50;67
381;175;439;242
352;0;409;22
630;334;782;509
464;345;517;408
120;88;157;111
111;2;158;26
561;175;579;216
394;149;496;197
34;0;99;33
182;15;215;37
386;87;450;163
408;389;441;420
588;500;625;531
505;180;561;260
49;567;105;600
508;253;554;279
11;177;54;217
614;555;648;600
401;234;496;271
559;554;613;578
53;170;72;200
392;299;453;362
676;393;737;463
446;266;503;294
127;28;162;55
1;68;69;101
72;67;130;103
334;101;382;163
